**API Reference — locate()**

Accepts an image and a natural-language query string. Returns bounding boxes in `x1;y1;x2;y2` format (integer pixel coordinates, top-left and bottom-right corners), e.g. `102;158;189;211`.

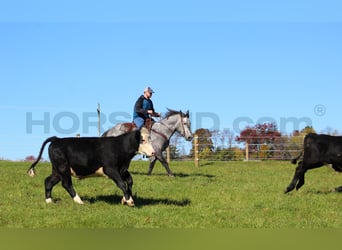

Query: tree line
169;123;341;161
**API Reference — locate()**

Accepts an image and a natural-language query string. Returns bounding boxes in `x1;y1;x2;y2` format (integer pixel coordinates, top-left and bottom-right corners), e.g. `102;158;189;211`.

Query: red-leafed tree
236;123;281;152
24;155;43;162
25;155;37;162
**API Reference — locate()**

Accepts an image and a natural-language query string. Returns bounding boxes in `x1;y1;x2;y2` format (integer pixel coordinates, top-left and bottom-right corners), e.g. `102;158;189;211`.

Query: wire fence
168;135;303;165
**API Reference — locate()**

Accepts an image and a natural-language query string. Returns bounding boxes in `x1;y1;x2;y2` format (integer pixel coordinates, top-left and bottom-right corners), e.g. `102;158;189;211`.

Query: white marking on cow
70;167;109;179
70;168;77;177
73;194;84;204
138;127;155;156
45;198;53;204
121;196;135;207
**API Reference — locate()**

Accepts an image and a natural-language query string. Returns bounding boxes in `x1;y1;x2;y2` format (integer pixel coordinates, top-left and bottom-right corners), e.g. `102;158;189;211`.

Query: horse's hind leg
158;155;174;177
334;186;342;192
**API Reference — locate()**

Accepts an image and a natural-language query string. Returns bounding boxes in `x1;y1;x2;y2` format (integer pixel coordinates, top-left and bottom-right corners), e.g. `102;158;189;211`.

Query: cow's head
138;127;155;157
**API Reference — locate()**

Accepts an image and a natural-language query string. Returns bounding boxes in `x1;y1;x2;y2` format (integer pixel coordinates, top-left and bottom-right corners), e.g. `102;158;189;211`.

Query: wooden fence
192;135;302;167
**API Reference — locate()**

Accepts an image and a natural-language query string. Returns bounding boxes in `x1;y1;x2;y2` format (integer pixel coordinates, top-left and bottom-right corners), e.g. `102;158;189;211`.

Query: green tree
190;128;213;159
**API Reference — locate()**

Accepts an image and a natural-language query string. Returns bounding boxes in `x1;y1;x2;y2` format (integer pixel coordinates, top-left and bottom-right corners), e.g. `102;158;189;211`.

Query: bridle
152;114;188;140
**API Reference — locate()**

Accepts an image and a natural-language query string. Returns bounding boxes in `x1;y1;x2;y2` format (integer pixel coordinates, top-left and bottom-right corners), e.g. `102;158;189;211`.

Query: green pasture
0;160;341;228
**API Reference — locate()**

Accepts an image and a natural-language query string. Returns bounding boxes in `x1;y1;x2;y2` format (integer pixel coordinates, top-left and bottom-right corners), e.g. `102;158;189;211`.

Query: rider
133;86;161;129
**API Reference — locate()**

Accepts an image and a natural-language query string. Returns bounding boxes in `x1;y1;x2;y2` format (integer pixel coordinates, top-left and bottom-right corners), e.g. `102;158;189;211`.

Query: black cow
285;133;342;193
27;128;154;206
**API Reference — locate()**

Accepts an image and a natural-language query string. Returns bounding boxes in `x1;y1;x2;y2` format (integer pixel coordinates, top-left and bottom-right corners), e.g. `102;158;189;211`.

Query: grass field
0;160;341;228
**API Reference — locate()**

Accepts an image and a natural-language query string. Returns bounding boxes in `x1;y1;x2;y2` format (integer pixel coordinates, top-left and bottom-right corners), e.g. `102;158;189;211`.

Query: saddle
144;118;153;130
120;118;153;133
119;122;137;133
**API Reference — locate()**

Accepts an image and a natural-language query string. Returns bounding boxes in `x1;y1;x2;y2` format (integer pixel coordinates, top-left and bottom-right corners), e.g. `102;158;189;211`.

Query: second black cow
27;128;154;206
285;133;342;193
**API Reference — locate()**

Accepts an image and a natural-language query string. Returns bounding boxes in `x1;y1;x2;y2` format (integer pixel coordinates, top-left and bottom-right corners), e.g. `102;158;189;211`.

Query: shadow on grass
83;194;191;208
130;171;215;179
199;162;216;167
304;189;340;195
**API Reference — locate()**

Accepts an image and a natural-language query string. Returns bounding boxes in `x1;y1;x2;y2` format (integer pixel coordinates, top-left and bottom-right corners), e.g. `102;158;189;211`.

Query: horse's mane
163;108;187;119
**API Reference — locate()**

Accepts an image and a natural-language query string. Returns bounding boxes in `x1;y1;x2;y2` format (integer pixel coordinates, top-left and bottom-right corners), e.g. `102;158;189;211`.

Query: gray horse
102;109;193;176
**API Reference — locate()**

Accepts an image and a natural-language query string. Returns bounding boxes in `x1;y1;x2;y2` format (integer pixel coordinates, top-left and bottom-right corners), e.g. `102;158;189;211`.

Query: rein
151;128;168;141
152;114;186;140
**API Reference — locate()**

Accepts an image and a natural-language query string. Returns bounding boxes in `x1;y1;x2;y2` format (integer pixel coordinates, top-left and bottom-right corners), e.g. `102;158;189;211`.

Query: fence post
97;103;101;137
245;142;249;161
194;135;199;167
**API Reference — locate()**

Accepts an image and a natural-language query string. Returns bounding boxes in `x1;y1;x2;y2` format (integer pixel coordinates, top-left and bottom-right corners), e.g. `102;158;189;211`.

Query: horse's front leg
148;154;174;177
148;156;157;175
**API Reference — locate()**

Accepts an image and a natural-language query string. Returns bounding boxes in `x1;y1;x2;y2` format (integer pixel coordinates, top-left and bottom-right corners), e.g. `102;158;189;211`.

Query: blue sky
1;0;342;160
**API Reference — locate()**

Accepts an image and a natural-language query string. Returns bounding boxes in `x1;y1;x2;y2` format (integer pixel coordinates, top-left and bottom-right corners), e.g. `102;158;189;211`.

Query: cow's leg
55;164;84;204
105;167;134;206
122;170;133;198
121;170;134;206
44;170;61;203
285;161;307;193
285;161;325;193
296;162;325;191
60;174;84;204
295;171;307;191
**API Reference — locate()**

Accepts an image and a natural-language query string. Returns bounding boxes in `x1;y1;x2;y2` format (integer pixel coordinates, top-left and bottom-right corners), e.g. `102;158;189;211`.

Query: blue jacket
133;95;155;120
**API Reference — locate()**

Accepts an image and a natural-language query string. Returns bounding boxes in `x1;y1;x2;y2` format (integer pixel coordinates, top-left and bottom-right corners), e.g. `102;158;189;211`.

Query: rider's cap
144;86;155;93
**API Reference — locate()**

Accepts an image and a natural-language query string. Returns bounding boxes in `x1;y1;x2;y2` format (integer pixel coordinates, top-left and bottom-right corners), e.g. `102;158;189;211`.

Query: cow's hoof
73;194;84;205
121;196;135;207
45;198;54;204
284;187;293;194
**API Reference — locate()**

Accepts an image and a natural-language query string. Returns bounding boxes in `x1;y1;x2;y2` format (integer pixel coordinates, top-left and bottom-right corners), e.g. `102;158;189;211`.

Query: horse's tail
27;136;57;177
291;150;303;164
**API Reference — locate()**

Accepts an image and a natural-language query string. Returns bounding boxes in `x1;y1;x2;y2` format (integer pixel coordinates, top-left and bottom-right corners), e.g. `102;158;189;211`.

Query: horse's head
159;109;193;141
181;110;193;141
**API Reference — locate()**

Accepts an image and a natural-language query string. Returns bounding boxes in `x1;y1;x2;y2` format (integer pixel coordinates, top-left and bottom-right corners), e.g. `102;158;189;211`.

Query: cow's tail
291;151;303;164
27;136;58;177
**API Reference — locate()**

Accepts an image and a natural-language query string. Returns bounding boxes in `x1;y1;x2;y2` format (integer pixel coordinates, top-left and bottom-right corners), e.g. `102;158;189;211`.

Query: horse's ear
186;110;189;117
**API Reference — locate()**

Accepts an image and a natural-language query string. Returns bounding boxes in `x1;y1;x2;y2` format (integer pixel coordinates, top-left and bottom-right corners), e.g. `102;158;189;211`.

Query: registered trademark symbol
314;104;326;117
